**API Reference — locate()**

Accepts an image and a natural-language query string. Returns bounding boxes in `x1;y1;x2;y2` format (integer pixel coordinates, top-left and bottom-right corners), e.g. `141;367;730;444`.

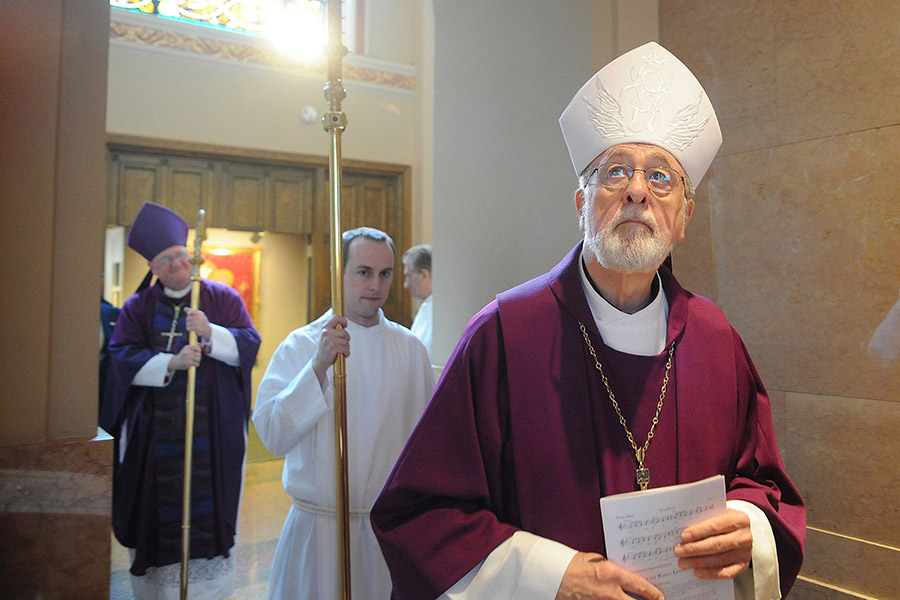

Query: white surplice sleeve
131;353;173;387
441;501;780;600
206;323;239;366
440;532;575;599
253;329;333;457
729;499;781;600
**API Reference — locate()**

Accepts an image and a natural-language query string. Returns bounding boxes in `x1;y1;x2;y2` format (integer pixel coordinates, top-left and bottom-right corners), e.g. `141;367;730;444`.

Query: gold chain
578;322;675;473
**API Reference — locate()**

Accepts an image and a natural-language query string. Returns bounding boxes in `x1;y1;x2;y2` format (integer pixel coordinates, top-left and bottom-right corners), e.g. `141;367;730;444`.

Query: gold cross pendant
636;467;650;491
634;448;649;490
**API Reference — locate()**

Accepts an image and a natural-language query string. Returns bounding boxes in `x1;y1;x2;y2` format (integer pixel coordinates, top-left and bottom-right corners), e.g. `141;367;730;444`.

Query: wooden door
310;168;411;326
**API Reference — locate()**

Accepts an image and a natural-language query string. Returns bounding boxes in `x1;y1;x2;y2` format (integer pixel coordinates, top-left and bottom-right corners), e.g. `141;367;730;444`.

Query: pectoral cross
635;448;650;491
161;304;184;352
636;467;650;491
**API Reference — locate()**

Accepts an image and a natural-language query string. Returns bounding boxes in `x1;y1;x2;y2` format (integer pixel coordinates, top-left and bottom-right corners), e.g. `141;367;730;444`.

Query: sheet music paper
599;474;734;600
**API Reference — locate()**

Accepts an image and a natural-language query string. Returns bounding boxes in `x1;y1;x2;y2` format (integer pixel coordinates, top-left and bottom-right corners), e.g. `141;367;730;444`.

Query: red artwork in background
201;250;255;317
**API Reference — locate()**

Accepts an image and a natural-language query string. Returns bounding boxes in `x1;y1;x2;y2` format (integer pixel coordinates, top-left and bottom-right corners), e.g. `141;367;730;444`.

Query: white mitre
559;41;722;185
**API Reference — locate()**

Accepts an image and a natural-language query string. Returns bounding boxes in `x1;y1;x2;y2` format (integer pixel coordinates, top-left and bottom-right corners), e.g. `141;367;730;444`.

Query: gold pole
180;209;207;600
323;1;351;598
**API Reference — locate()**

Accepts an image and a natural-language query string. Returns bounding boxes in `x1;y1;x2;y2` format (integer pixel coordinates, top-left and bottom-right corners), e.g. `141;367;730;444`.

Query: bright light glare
267;4;327;61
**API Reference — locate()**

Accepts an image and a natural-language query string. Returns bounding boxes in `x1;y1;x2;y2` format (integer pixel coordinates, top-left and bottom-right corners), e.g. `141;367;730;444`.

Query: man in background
102;201;260;600
402;243;433;361
254;227;434;599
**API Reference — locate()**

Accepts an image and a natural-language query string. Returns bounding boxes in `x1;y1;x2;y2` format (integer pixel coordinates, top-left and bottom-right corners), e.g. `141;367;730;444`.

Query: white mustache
610;207;657;233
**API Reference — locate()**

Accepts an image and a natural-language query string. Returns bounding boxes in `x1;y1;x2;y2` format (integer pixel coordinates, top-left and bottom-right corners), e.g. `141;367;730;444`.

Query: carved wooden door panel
220;163;266;231
166;157;213;224
108;152;212;226
108;153;162;225
268;167;314;234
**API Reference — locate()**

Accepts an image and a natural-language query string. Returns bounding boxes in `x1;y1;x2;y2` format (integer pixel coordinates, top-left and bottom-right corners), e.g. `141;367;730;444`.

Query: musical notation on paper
599;475;734;600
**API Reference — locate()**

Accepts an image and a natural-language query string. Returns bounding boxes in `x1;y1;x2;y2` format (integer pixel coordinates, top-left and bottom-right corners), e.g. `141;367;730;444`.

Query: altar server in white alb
253;226;435;599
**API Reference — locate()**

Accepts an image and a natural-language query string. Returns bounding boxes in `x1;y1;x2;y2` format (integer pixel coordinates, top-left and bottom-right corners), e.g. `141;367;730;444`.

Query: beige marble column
0;438;113;598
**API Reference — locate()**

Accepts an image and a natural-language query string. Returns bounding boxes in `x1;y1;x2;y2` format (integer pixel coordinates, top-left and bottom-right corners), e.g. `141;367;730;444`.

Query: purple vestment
371;242;805;599
101;279;260;575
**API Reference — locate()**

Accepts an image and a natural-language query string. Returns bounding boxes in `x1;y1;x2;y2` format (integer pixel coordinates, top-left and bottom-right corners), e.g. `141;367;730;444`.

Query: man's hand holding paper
675;508;753;580
555;552;664;600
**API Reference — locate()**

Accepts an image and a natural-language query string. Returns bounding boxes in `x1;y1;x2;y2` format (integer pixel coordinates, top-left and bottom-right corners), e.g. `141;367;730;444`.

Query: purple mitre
127;202;189;261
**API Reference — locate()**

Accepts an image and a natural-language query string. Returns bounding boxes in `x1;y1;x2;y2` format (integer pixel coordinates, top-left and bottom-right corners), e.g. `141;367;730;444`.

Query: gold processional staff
323;1;352;598
180;209;207;600
179;3;352;596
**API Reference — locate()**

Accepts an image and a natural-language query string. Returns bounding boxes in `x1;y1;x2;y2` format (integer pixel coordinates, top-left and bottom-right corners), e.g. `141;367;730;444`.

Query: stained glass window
110;1;354;52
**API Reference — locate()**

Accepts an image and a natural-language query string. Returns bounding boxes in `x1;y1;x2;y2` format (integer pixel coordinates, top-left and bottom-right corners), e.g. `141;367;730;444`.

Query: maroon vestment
102;279;260;575
371;242;805;599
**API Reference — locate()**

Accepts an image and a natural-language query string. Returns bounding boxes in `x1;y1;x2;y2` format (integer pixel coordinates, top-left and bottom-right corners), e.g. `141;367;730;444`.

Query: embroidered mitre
559;41;722;185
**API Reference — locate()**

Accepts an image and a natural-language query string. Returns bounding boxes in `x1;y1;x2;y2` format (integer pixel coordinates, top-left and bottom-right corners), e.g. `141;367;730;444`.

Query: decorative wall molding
807;525;900;554
795;575;882;600
109;9;416;92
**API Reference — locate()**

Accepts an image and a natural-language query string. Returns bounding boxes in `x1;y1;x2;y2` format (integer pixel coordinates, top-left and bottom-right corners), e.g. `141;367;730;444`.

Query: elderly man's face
149;245;192;290
575;143;693;274
403;261;431;301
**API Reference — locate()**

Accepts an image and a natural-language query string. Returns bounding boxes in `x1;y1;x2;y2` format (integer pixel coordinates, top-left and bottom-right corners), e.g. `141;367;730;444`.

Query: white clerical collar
164;284;192;299
578;249;669;356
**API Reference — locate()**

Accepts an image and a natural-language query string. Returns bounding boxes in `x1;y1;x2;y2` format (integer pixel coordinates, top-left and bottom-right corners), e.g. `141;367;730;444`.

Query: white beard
583;204;675;274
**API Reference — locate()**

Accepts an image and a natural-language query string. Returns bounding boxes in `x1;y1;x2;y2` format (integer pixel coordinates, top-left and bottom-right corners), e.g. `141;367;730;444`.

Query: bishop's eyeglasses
585;163;686;197
154;248;190;266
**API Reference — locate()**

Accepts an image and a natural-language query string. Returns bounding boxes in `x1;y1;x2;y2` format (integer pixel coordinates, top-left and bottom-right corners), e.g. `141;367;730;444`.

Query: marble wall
0;438;112;599
661;1;900;597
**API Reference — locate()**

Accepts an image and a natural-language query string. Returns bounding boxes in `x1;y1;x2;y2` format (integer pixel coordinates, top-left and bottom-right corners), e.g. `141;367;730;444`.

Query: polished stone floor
110;458;291;599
